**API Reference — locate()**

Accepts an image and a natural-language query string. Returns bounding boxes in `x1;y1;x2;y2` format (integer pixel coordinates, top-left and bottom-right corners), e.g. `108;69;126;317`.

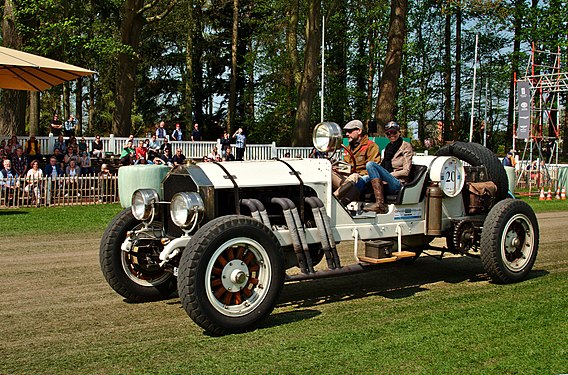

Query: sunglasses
385;130;398;136
345;129;359;134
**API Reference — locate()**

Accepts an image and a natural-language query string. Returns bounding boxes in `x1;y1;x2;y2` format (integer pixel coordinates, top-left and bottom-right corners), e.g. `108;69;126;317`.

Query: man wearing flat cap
332;119;381;204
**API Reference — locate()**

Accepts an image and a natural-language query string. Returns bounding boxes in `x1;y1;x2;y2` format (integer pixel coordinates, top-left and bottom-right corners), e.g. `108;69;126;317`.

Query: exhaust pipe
282;198;315;274
240;199;262;223
305;197;336;269
308;196;341;268
271;197;309;274
248;198;271;228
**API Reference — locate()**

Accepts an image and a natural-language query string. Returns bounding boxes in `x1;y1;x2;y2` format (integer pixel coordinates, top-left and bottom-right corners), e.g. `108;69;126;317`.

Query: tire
480;199;539;283
100;208;176;302
177;215;285;335
436;141;509;201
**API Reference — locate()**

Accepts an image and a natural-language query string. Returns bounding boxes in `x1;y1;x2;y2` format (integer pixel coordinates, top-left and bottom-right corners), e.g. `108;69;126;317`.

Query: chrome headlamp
312;122;342;153
131;189;159;221
170;192;205;229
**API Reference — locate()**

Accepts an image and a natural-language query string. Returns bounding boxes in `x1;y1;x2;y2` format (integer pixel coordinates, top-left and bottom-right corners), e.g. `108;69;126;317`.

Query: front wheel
100;208;176;302
480;199;539;283
177;215;285;335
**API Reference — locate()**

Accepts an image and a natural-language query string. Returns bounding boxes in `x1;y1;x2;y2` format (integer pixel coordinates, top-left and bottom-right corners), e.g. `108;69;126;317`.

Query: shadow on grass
0;210;28;216
278;255;548;310
258;309;321;330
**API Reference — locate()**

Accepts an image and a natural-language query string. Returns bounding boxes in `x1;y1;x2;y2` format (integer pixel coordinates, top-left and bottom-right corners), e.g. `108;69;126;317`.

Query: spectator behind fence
65;159;81;197
233;127;246;161
207;146;219;161
11;147;28;176
160;137;172;155
66;135;78;151
52;148;65;169
54;135;67;155
92;135;103;159
64;146;78;166
25;160;43;206
50;114;63;136
154;148;173;167
173;148;186;166
172;123;183;141
26;135;41;161
45;156;64;178
220;131;231;157
191;122;201;141
1;159;20;205
78;136;88;154
135;140;148;160
223;146;235;161
147;135;160;159
98;164;113;203
79;151;93;175
156;121;167;138
64;114;77;136
7;136;21;157
120;140;136;166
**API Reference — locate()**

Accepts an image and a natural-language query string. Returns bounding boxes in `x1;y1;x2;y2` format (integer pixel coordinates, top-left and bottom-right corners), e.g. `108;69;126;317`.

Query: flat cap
343;120;363;131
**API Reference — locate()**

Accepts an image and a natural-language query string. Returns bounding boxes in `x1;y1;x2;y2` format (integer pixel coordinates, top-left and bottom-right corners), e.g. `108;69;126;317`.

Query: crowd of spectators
0;134;116;206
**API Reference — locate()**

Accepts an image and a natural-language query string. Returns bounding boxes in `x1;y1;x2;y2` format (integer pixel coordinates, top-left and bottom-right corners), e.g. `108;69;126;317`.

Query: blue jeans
355;162;402;195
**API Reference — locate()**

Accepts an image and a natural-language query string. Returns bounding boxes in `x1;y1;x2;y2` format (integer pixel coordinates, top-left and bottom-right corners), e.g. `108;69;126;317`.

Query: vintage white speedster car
100;122;539;335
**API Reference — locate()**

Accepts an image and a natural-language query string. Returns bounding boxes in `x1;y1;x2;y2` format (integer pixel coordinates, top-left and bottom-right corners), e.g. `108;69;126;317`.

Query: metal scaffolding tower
514;45;568;193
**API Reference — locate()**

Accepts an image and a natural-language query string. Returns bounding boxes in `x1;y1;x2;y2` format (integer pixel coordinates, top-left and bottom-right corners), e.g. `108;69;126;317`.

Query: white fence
0;175;119;208
1;135;314;160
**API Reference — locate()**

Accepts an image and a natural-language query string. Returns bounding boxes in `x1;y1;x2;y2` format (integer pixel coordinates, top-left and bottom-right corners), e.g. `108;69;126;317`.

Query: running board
358;251;417;264
285;251;417;282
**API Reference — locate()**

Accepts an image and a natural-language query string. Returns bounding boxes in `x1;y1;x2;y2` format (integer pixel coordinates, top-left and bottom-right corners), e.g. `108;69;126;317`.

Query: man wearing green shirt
120;140;136;166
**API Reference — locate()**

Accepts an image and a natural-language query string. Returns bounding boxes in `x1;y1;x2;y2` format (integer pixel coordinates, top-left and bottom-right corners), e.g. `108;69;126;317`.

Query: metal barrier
0;175;119;208
1;135;315;161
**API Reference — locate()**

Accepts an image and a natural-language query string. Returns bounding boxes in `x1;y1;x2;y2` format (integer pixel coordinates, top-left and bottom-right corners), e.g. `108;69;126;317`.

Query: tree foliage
0;0;566;150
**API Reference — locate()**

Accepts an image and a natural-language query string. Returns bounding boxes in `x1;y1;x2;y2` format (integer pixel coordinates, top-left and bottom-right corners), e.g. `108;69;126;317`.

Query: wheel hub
505;231;521;254
221;261;250;291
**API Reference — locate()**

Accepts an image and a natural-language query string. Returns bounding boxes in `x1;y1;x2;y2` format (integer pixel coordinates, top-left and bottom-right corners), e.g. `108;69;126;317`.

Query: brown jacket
390;141;414;183
344;135;380;176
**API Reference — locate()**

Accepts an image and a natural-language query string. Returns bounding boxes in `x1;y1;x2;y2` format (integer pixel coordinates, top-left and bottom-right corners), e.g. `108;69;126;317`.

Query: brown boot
333;181;360;205
364;178;388;214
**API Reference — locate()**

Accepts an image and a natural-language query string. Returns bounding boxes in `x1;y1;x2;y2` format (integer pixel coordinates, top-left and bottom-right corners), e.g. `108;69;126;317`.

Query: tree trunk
29;92;40;136
227;0;239;131
183;0;194;126
286;0;301;89
63;82;71;121
1;0;27;136
193;1;205;131
113;0;145;136
508;0;522;150
88;76;95;134
75;77;83;135
453;6;461;140
292;0;321;146
374;0;408;134
443;9;452;143
367;29;377;129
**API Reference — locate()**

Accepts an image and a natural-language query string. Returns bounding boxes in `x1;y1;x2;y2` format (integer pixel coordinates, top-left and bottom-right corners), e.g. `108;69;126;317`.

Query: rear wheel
177;215;285;335
480;199;539;283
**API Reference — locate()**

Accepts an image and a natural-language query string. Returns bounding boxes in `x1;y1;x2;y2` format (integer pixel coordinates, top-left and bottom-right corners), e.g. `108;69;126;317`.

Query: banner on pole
517;81;531;139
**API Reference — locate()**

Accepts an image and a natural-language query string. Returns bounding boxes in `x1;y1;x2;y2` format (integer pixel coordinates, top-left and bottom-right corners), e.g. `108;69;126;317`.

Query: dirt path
0;212;566;373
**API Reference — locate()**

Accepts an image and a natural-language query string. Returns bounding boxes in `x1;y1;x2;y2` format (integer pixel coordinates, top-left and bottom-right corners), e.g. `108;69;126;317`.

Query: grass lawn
0;204;123;236
0;200;566;373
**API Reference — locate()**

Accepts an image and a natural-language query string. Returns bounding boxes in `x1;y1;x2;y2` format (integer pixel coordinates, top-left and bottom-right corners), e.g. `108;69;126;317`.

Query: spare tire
436;142;509;202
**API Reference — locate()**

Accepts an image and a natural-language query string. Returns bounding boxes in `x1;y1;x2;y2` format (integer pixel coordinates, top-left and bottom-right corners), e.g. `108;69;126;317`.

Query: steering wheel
330;145;356;175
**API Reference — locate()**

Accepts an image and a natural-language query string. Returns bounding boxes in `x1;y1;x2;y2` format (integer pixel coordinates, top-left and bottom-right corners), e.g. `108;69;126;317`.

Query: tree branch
144;0;178;23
